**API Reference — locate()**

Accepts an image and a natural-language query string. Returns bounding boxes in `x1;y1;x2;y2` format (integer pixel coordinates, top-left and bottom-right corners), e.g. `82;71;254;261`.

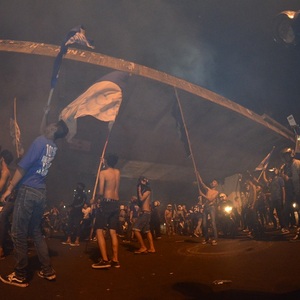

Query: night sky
1;1;300;125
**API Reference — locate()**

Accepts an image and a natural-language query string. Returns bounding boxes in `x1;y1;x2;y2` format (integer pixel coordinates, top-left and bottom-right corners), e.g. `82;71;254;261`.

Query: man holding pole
197;172;219;246
92;153;121;269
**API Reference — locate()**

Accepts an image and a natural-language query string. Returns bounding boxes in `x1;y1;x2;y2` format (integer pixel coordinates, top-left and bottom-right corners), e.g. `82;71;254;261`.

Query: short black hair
138;176;150;188
210;179;218;184
105;153;118;168
54;120;69;140
0;150;14;165
138;176;149;183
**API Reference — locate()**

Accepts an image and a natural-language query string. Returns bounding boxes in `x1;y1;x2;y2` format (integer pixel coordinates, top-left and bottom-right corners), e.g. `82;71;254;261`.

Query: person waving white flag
60;71;131;141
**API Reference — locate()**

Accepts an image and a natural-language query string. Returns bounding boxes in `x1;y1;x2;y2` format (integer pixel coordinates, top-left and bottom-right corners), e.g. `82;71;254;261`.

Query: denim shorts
133;211;151;233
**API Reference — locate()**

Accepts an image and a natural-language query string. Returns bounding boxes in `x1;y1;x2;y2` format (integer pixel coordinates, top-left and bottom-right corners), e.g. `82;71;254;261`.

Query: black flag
171;98;191;158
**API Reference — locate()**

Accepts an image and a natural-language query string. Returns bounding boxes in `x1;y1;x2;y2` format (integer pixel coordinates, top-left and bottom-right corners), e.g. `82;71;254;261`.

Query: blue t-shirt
18;135;58;189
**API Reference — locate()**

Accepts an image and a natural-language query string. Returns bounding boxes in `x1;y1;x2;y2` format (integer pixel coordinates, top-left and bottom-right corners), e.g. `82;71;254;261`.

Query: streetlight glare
273;10;300;45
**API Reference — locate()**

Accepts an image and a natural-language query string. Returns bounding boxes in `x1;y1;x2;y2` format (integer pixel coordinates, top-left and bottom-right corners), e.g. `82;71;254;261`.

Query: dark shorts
133;211;151;233
95;199;119;230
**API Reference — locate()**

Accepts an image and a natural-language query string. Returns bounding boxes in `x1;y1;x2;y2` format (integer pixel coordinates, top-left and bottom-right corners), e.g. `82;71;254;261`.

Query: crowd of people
1;125;300;288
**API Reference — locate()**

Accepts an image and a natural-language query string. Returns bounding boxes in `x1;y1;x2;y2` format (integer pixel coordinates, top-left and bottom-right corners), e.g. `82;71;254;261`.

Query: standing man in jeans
197;172;219;246
0;120;69;287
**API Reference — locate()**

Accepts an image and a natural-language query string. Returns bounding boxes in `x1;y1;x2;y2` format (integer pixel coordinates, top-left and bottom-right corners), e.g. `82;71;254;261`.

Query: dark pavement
1;229;300;300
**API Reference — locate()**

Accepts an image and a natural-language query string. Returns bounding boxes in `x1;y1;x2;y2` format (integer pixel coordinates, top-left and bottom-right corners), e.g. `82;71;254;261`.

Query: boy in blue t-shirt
0;120;68;287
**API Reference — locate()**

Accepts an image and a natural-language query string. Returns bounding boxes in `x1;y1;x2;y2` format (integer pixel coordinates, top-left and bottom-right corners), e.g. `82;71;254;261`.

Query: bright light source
224;206;233;213
273;10;300;45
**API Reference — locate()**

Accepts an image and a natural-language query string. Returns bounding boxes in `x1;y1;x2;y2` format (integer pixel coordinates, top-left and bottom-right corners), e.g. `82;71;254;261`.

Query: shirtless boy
133;176;156;254
92;153;120;269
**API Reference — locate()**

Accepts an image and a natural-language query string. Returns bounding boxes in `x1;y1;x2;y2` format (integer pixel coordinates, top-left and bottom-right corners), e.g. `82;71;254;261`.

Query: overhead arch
0;39;294;142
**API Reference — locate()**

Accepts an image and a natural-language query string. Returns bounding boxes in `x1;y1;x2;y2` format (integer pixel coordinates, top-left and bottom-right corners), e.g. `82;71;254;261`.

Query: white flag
60;81;122;141
254;147;275;171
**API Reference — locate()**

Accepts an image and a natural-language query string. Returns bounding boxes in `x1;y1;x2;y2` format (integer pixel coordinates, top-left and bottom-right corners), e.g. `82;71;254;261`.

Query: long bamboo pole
91;128;112;201
174;88;202;201
40;88;54;134
13;97;19;158
87;125;113;245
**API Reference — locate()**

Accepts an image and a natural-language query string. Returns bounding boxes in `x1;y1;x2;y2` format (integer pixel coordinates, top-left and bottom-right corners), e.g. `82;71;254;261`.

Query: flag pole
13;97;19;158
40;88;54;134
256;146;275;181
87;124;113;245
174;88;202;200
91;124;114;201
40;25;95;134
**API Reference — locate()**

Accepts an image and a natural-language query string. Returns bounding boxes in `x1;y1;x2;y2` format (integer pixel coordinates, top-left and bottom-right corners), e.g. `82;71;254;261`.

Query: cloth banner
60;81;122;141
254;147;275;171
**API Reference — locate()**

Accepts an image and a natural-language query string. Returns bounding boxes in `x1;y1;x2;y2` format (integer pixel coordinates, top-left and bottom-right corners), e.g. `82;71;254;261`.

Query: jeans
133;212;151;233
202;204;218;241
11;185;52;278
66;209;83;238
269;199;285;228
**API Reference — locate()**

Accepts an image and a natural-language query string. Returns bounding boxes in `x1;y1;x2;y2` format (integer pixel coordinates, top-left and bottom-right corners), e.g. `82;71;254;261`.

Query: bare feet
147;249;156;253
134;248;148;254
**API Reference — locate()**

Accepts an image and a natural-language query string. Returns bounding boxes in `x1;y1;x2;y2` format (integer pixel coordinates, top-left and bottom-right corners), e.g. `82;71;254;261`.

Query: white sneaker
0;272;29;287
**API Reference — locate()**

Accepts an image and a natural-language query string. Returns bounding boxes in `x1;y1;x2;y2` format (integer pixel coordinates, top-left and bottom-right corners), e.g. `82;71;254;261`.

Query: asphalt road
1;229;300;300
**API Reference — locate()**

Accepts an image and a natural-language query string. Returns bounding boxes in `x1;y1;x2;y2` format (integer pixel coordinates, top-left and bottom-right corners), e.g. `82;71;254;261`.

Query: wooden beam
0;39;294;142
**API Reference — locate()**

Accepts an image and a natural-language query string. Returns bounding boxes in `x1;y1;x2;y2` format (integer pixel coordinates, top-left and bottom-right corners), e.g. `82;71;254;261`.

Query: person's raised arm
197;171;208;190
262;169;268;184
138;186;150;202
114;169;120;198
